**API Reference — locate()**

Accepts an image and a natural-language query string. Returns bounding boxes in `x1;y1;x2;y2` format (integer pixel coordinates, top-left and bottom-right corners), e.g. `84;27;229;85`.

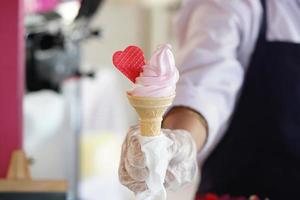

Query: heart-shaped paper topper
112;46;146;83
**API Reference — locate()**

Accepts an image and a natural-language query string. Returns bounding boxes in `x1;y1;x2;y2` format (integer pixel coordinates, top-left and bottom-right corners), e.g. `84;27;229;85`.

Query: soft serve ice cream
129;44;179;97
113;44;179;200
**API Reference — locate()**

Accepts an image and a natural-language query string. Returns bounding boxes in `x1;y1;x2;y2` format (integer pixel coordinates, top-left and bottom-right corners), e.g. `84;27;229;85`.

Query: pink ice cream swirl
130;44;179;97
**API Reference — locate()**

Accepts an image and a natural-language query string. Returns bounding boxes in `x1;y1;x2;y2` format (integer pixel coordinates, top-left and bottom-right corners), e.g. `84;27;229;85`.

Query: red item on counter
195;194;261;200
196;193;220;200
112;45;145;83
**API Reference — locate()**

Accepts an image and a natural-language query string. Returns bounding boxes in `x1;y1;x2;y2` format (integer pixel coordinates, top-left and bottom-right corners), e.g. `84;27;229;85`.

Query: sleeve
173;0;249;163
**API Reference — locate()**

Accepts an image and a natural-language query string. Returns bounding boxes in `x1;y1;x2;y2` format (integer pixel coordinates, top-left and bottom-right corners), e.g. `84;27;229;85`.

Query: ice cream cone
127;93;175;136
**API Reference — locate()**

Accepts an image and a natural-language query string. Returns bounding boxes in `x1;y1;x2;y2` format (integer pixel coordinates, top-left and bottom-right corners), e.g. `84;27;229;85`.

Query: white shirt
173;0;300;164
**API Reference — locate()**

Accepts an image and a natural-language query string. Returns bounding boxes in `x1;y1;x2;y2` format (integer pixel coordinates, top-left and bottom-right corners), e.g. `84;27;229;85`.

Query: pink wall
25;0;59;14
0;1;24;178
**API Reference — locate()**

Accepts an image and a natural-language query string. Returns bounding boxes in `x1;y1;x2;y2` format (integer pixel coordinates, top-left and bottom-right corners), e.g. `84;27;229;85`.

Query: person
119;0;300;199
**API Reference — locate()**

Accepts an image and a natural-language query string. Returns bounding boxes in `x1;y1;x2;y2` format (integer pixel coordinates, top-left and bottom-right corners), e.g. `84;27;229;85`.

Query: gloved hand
118;125;198;194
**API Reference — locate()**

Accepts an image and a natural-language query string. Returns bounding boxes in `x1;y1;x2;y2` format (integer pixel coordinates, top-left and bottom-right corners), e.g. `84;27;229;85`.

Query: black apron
197;1;300;199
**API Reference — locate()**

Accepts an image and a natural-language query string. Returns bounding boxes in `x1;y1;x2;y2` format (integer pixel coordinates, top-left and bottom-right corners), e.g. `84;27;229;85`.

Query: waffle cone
127;93;175;136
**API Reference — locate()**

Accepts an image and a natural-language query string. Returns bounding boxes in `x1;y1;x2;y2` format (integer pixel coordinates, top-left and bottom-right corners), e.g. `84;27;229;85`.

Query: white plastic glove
118;125;198;196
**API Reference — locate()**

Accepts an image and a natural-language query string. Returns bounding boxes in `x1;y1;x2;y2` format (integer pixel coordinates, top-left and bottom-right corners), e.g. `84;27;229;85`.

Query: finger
169;130;196;164
127;181;148;193
164;169;176;189
127;135;145;167
119;159;147;193
126;132;149;180
124;155;148;181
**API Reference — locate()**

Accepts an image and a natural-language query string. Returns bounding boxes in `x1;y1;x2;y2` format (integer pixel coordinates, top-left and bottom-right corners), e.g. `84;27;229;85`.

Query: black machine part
25;0;103;92
76;0;104;20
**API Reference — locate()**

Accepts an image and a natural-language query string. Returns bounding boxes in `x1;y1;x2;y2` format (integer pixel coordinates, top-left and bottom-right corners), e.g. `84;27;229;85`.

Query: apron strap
258;0;267;42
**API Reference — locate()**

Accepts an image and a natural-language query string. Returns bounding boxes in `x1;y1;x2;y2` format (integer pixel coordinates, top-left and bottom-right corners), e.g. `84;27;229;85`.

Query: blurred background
22;0;198;199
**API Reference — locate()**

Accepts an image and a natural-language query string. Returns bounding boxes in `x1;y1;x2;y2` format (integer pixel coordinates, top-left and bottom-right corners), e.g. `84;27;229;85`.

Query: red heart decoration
112;46;146;83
